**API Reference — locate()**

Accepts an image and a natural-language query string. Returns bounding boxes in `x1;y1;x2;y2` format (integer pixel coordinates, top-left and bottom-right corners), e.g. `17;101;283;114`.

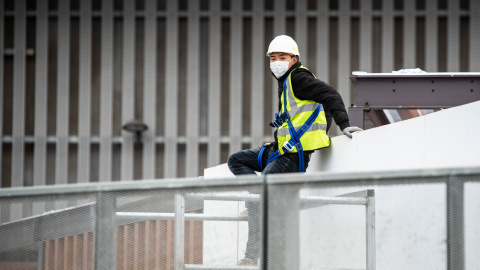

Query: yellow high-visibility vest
277;66;331;153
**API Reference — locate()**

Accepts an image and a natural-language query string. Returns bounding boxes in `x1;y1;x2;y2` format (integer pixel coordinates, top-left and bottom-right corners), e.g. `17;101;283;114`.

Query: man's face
269;52;297;69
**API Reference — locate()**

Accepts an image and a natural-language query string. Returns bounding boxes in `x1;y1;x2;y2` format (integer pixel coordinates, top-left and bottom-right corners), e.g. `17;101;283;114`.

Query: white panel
208;0;221;167
100;0;113;182
165;0;179;178
78;0;92;183
229;0;243;154
447;0;460;72
121;0;135;181
360;0;372;72
12;0;26;187
403;0;416;68
425;0;438;72
56;0;70;185
316;0;329;81
295;0;307;66
34;0;48;187
310;100;480;172
382;0;394;72
471;0;480;71
337;0;351;121
186;0;200;177
250;0;264;148
143;0;157;179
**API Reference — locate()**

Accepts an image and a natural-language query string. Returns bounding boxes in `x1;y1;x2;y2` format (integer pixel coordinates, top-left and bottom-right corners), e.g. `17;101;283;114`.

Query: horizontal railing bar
116;212;248;221
185;264;259;270
301;196;368;205
186;193;260;201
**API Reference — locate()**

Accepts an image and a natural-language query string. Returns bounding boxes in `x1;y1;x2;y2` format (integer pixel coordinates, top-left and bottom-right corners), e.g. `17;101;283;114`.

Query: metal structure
1;167;479;269
1;0;480;186
349;72;480;129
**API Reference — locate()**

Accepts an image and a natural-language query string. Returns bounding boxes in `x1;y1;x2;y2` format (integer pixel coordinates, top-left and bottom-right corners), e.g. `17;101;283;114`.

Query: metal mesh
0;171;479;270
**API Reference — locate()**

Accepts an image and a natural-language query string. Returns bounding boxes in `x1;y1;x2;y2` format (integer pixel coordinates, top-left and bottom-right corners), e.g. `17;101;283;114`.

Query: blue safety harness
258;74;322;173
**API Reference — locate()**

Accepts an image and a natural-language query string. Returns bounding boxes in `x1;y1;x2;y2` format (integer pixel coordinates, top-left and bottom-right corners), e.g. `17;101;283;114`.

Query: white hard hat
266;35;300;57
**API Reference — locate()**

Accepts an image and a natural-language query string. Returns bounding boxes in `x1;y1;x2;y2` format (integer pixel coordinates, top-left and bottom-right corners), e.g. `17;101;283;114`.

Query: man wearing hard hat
228;35;362;265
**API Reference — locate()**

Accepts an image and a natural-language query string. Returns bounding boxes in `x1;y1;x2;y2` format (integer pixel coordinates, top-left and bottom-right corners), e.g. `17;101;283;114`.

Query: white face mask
270;60;291;78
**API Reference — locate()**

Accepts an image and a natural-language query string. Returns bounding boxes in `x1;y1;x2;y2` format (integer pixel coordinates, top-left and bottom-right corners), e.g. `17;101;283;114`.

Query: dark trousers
227;144;310;260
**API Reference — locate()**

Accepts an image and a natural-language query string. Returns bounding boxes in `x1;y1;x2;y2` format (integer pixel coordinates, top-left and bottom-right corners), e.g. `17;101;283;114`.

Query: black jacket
273;61;351;146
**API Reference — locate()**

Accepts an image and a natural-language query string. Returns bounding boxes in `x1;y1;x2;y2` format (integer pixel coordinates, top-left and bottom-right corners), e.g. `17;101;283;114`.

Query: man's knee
227;152;239;169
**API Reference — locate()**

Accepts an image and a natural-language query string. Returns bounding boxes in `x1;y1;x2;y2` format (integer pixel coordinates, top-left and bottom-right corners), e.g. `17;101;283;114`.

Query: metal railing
0;166;479;270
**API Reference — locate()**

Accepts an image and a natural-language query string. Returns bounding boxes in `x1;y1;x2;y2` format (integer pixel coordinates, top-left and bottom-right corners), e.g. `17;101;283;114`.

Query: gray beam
165;0;179;178
56;0;70;185
229;0;243;154
316;0;329;82
403;0;416;68
447;0;460;72
78;0;92;183
251;0;265;148
360;0;373;72
121;0;135;181
273;0;286;117
100;0;113;182
381;0;394;72
34;0;48;187
470;0;480;71
12;0;26;187
425;0;438;72
143;0;157;179
207;0;221;167
186;0;200;177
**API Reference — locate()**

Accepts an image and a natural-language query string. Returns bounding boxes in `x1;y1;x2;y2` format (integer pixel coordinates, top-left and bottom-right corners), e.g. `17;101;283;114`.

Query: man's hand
342;126;363;138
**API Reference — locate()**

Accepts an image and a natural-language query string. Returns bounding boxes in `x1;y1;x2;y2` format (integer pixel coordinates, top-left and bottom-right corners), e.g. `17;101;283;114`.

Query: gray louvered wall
0;0;478;186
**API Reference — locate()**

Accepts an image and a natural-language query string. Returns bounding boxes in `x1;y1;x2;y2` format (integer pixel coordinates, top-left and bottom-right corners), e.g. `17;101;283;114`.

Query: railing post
95;191;116;270
175;194;185;270
447;175;464;270
366;190;376;270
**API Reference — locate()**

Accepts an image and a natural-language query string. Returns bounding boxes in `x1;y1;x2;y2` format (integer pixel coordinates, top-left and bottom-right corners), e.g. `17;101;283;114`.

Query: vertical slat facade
0;0;478;185
12;0;26;187
404;0;416;68
426;0;438;71
164;0;179;178
186;0;200;177
207;0;221;167
382;0;394;72
251;0;264;148
121;0;135;181
100;0;114;182
0;0;3;185
337;0;351;114
34;0;48;187
471;0;480;71
447;0;460;72
229;0;243;154
316;0;329;81
78;0;92;183
55;0;70;185
143;0;157;179
360;0;373;72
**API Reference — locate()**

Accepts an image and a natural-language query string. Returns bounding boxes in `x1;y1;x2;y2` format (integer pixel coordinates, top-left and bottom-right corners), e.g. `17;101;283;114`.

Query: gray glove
342;126;363;138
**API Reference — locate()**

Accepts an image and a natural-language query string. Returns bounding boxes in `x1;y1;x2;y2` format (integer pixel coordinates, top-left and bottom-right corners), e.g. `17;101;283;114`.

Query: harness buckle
283;141;295;151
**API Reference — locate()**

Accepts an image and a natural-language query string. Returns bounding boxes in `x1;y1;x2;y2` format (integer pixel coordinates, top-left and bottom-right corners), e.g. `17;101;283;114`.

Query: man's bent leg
227;147;263;176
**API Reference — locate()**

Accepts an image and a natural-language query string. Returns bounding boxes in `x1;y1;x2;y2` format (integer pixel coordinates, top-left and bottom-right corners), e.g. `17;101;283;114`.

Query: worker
228;35;362;266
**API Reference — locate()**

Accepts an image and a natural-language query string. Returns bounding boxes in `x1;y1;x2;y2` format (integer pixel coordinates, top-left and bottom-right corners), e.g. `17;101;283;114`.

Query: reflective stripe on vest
277;66;331;153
